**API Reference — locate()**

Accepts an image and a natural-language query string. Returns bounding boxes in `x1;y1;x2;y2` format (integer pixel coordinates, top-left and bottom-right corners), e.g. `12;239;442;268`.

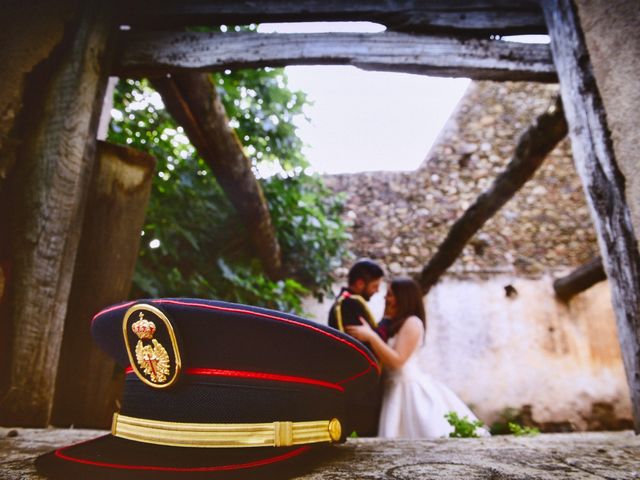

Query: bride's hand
345;316;374;342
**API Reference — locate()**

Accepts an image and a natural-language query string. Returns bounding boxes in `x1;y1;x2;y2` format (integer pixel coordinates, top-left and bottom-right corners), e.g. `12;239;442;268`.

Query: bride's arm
346;316;423;370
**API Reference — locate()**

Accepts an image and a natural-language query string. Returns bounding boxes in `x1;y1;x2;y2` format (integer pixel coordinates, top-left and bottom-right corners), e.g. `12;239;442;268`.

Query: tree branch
150;73;284;280
420;96;567;292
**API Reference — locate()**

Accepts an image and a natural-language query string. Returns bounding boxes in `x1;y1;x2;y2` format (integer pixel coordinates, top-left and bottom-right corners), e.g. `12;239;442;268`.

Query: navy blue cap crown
37;298;381;479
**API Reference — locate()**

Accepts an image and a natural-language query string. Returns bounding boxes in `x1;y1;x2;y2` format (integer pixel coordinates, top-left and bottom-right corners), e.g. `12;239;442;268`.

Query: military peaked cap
37;298;381;479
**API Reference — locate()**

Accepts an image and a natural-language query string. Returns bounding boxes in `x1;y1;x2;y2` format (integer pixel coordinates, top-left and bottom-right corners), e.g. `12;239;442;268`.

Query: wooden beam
117;0;547;36
543;0;640;433
420;96;567;292
51;141;155;429
0;2;114;426
553;256;606;302
150;73;284;280
115;31;556;82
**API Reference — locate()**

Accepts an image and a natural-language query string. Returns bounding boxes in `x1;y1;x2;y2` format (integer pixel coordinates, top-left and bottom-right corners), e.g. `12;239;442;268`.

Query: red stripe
55;444;310;472
91;301;136;323
188;368;344;391
125;366;344;392
155;299;380;373
337;365;374;385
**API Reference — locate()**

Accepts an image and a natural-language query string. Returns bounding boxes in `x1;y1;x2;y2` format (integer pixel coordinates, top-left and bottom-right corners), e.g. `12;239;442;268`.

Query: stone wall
325;81;599;279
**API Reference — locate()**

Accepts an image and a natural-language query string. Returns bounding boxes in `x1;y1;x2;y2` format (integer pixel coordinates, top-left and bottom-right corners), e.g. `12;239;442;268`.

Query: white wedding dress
378;333;484;438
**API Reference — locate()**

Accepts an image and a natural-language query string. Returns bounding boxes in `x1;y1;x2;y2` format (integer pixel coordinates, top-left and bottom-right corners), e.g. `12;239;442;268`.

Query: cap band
112;413;342;448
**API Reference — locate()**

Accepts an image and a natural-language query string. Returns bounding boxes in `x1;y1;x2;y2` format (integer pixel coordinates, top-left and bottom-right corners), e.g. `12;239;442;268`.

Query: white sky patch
258;21;386;34
502;34;550;44
256;22;471;174
286;66;470;174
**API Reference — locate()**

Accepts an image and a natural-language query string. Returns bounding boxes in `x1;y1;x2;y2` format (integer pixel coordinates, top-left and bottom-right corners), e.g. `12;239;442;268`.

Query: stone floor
1;427;639;479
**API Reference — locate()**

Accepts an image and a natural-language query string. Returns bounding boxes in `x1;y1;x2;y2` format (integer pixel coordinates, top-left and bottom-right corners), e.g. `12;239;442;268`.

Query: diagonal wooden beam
543;0;640;433
420;96;567;293
150;73;284;280
117;0;547;36
114;31;556;82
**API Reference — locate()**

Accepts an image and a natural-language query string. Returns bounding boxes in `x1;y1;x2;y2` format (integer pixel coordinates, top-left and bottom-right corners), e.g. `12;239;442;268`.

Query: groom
328;258;384;333
328;258;384;437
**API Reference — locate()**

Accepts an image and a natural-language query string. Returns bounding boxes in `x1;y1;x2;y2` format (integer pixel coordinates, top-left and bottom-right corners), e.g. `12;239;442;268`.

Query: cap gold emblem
123;304;181;388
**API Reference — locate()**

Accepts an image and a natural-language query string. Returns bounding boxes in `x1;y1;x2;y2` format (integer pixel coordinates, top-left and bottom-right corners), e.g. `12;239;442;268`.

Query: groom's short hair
348;259;384;286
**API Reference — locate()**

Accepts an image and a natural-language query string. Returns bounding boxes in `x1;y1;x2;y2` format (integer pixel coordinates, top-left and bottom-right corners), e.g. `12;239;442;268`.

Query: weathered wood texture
150;73;284;280
2;428;639;480
51;142;155;429
0;2;114;427
543;0;640;433
118;0;547;35
420;96;567;292
553;256;606;302
116;31;556;82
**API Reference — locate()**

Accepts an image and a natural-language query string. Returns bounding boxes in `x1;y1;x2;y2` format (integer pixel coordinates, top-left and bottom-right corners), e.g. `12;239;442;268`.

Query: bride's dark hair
388;277;426;338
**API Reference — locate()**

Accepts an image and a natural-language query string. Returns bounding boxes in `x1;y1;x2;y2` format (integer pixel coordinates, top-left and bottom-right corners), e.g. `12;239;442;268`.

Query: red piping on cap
186;368;345;392
124;366;345;392
91;301;136;322
55;444;311;472
337;365;374;385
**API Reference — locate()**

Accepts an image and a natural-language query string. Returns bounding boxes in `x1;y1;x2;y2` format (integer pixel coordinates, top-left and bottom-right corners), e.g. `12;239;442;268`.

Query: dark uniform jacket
328;287;378;332
328;287;382;437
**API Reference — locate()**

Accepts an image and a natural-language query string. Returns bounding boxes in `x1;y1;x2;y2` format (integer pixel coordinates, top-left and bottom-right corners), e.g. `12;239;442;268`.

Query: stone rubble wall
324;81;599;280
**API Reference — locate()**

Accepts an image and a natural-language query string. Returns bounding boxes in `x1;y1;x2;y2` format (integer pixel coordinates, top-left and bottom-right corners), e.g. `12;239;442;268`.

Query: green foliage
445;411;485;438
108;65;348;312
489;407;539;436
508;422;540;436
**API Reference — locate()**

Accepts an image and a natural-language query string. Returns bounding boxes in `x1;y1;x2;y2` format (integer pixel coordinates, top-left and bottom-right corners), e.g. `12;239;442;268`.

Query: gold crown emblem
132;313;156;339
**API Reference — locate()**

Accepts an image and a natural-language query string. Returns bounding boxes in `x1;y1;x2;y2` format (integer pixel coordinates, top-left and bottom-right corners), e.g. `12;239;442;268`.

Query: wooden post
0;1;114;426
543;0;640;432
51;141;155;428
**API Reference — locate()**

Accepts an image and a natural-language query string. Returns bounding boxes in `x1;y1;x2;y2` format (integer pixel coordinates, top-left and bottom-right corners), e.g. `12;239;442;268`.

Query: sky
257;22;471;174
257;23;549;174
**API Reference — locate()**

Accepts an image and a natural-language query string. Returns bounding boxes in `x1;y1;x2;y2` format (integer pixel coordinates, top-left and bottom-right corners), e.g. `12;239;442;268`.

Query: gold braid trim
111;413;342;448
335;292;377;332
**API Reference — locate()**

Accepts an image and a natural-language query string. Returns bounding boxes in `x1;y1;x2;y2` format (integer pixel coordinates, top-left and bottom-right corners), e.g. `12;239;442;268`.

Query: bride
346;276;485;438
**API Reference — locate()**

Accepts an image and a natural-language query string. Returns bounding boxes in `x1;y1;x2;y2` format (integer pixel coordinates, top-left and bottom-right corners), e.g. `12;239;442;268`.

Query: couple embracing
329;259;484;438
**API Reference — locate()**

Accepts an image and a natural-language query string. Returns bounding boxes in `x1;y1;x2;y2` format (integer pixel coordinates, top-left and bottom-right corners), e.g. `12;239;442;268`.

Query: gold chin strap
112;413;342;448
335;293;377;332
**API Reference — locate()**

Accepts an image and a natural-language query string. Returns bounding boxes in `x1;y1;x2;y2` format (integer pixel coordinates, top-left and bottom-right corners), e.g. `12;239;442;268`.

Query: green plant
108;64;348;313
508;422;540;436
445;411;485;438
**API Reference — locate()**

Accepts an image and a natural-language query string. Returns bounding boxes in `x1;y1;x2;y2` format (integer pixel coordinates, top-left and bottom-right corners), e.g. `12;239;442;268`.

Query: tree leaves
108;68;347;313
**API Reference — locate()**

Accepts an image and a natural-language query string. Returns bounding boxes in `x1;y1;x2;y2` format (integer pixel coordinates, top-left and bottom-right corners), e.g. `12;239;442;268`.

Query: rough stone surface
325;81;598;280
2;427;639;479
